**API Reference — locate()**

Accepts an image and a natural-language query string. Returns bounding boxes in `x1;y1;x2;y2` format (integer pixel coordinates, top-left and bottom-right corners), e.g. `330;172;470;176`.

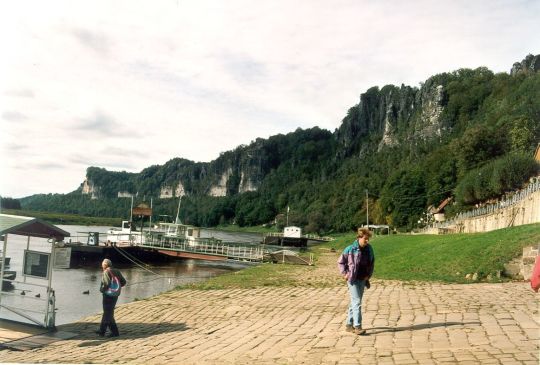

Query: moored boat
145;222;222;249
262;226;308;247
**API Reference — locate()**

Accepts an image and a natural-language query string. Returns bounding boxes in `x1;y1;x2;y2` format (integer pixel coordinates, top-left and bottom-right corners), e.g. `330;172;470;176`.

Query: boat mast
130;196;134;222
175;196;182;224
149;197;153;229
129;196;134;235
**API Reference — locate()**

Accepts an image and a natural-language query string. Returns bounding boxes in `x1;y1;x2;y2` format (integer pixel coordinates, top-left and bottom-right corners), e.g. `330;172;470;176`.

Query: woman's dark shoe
354;327;366;335
94;330;105;337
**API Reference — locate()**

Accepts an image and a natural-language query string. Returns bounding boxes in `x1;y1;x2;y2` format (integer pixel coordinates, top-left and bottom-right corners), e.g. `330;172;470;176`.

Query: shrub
456;153;539;205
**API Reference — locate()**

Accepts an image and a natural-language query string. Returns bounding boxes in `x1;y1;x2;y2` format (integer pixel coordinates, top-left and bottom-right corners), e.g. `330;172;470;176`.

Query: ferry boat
144;222;221;248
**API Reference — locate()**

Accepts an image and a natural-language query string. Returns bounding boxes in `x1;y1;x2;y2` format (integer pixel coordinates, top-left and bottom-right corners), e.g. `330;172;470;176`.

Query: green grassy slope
329;223;540;283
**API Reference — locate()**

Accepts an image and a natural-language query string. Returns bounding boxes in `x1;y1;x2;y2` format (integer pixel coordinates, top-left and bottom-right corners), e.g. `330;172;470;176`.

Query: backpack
105;269;125;297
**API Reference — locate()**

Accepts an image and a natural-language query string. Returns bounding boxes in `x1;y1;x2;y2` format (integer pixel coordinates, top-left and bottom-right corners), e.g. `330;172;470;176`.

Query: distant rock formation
511;54;540;75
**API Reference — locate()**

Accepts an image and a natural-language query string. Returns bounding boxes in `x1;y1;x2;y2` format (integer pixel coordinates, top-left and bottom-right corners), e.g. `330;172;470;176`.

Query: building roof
0;214;70;240
433;197;453;214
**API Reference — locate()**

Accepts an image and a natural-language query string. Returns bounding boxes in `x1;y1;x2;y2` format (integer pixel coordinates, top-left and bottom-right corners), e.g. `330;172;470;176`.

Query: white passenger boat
146;222;220;248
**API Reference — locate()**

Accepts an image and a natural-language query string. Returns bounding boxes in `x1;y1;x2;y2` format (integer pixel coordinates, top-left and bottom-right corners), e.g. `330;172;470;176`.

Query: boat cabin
283;226;302;238
157;223;200;239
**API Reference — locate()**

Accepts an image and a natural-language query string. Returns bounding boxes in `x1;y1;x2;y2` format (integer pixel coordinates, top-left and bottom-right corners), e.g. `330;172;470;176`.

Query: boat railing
264;232;333;242
140;233;264;262
303;234;333;242
263;232;284;238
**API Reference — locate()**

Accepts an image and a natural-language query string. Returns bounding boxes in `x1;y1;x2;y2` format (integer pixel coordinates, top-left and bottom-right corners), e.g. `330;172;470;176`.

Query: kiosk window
23;250;50;279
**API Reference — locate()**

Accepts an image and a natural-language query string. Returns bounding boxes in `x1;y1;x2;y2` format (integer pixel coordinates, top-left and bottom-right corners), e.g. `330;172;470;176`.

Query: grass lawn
328;223;540;283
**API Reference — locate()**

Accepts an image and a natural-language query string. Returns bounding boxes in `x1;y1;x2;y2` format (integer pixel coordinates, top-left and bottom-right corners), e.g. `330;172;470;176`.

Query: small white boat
263;226;308;247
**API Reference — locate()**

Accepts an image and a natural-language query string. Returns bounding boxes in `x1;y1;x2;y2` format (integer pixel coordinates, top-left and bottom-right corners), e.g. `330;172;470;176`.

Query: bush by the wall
456;153;539;205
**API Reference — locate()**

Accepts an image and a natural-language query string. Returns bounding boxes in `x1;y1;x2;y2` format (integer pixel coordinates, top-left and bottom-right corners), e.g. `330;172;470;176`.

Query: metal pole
129;196;134;223
25;236;30;283
0;234;7;310
175;197;182;224
366;189;369;228
149;197;153;229
129;196;134;242
45;241;56;328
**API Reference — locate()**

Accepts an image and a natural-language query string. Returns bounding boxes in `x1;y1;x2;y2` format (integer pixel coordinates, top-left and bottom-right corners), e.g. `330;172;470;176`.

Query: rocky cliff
334;77;448;158
511;54;540;75
81;54;539;200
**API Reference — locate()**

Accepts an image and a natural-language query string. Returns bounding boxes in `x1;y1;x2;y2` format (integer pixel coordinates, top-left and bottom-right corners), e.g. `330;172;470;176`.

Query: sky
1;0;539;198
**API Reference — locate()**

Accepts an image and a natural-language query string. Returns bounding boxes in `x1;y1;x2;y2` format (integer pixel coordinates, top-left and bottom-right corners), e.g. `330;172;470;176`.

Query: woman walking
337;227;375;335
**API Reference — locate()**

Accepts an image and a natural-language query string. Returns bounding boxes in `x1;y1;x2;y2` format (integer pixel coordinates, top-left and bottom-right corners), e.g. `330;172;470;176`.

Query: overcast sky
1;0;539;198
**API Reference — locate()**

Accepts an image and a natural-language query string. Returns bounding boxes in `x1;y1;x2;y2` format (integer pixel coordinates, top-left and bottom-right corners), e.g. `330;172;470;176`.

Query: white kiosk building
0;214;70;329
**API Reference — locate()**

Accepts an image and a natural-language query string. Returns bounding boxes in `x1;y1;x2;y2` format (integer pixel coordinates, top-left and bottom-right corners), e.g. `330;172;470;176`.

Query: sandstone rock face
81;178;99;199
336;81;445;156
239;172;257;193
209;169;232;197
510;54;540;75
159;182;186;199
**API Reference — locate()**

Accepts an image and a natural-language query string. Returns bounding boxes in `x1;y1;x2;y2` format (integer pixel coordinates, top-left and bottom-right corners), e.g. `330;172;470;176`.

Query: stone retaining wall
521;245;539;280
458;190;540;233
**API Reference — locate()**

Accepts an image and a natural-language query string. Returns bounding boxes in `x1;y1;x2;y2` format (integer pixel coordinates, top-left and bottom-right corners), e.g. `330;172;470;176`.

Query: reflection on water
0;225;261;325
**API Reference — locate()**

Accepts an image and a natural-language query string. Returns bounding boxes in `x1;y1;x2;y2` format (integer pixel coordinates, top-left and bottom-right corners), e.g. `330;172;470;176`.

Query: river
0;225;263;325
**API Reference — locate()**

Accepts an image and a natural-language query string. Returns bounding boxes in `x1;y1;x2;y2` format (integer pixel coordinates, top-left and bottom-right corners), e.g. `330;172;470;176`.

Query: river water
0;225;263;325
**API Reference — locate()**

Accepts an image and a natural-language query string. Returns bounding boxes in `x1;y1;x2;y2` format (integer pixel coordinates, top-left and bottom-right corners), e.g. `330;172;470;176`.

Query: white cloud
0;0;539;197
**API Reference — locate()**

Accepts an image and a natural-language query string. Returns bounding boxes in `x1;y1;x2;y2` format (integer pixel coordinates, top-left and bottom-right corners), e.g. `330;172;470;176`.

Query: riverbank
1;248;538;364
2;209;122;226
1;226;539;363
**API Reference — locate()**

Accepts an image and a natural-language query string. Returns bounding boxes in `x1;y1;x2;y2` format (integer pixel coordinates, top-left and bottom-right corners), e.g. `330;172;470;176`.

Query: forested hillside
20;55;540;232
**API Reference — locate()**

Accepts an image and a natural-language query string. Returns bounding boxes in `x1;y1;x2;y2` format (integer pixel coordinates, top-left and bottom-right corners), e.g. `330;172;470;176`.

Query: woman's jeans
346;279;366;328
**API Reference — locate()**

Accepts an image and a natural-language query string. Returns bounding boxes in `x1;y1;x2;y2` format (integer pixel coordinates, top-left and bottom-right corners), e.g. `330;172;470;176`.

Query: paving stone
0;254;538;364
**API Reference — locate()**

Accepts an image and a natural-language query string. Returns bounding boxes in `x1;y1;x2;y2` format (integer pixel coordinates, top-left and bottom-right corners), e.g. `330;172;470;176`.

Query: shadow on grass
367;321;481;335
56;322;189;347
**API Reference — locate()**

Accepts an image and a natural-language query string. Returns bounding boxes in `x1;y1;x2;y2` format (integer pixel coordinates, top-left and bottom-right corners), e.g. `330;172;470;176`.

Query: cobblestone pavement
1;277;538;364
